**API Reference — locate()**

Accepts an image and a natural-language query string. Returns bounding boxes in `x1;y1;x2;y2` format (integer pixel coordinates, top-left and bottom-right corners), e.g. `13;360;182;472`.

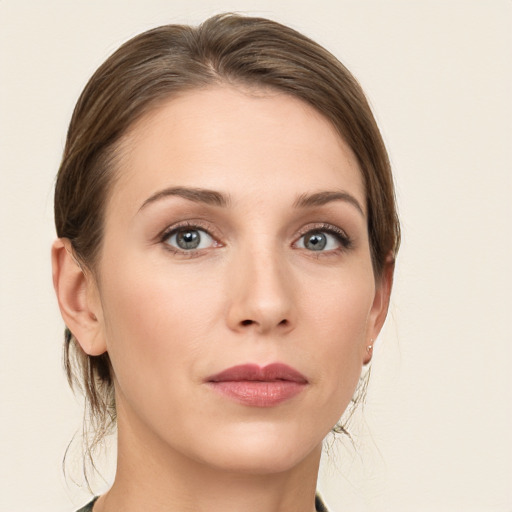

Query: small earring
366;339;374;353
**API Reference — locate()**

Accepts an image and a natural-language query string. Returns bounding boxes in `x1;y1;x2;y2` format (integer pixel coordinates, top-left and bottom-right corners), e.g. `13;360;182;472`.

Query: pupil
177;229;200;249
305;232;326;251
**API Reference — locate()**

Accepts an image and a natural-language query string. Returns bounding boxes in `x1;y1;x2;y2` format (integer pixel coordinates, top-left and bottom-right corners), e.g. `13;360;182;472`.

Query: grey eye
177;229;201;249
166;228;214;251
297;229;346;252
304;232;327;251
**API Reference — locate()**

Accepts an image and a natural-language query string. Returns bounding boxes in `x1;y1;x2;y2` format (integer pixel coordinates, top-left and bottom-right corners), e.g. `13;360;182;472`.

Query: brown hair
55;12;400;459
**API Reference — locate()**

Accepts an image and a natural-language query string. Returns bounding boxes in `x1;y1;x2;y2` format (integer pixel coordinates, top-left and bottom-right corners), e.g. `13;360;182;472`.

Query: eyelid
294;222;353;251
158;220;221;256
156;220;352;256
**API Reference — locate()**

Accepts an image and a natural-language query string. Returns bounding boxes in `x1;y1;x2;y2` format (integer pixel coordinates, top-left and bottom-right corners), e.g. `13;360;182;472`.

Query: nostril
238;318;290;328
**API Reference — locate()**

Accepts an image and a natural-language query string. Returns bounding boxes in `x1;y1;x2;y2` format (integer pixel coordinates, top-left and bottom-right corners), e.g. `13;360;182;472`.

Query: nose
225;244;296;336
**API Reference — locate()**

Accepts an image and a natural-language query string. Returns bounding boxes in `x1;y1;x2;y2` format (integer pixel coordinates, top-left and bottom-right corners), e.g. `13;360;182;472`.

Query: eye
296;227;351;252
163;226;216;252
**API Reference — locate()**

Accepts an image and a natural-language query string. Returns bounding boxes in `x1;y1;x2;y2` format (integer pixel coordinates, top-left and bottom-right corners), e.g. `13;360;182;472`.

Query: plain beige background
1;1;511;511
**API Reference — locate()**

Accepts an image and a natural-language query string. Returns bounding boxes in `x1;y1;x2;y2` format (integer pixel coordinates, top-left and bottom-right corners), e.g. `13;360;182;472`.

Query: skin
52;86;392;512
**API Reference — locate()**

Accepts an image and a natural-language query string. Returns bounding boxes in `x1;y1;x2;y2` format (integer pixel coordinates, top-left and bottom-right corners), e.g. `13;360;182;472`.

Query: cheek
301;271;374;415
97;253;222;404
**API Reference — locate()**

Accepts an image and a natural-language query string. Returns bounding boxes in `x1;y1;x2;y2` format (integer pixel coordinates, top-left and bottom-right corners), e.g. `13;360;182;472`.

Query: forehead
108;85;365;215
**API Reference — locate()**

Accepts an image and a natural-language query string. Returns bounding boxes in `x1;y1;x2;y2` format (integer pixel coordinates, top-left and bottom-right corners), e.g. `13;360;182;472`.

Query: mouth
205;363;308;407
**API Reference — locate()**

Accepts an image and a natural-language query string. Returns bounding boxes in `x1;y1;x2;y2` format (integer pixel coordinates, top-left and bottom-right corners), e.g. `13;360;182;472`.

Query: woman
51;13;400;512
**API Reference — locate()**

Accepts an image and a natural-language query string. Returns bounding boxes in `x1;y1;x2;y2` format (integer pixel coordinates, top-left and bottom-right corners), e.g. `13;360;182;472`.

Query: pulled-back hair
55;12;400;464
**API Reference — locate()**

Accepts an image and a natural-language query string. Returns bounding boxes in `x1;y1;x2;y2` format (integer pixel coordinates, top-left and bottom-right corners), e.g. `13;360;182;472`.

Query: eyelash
297;223;353;253
159;221;219;257
158;221;353;257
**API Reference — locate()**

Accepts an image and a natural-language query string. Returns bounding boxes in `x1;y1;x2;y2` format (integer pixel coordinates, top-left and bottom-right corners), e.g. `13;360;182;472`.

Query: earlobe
363;254;395;365
51;238;107;356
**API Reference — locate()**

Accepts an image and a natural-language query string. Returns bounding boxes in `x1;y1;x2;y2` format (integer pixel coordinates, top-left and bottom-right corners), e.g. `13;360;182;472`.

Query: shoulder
74;497;98;512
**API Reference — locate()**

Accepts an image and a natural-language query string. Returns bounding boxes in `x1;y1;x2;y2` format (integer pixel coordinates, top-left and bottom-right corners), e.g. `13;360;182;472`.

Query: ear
363;254;395;365
51;238;107;356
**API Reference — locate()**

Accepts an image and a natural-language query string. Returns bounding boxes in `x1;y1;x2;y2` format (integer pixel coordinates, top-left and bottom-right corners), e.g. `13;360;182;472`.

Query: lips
206;363;308;407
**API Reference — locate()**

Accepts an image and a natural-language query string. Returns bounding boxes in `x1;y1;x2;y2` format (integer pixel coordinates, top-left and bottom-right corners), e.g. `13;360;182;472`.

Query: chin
189;421;323;475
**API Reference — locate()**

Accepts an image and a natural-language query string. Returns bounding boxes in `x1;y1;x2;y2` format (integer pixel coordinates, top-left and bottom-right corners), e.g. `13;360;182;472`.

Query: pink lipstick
206;363;308;407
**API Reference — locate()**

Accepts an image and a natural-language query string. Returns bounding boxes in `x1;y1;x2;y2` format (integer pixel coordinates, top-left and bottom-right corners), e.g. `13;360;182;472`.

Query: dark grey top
75;497;98;512
76;494;328;511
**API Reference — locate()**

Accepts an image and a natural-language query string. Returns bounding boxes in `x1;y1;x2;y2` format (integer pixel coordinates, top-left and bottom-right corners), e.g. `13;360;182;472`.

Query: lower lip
208;381;306;407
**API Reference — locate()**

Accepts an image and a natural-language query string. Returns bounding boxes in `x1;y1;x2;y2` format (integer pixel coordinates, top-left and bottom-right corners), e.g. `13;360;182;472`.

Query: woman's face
88;85;389;474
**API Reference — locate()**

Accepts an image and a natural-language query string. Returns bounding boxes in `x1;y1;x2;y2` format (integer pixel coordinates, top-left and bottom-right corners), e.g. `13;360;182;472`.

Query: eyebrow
293;190;365;216
139;186;364;216
139;186;231;211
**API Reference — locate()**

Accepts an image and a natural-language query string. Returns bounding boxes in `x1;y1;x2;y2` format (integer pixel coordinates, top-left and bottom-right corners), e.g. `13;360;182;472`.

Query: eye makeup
158;220;223;258
156;217;354;260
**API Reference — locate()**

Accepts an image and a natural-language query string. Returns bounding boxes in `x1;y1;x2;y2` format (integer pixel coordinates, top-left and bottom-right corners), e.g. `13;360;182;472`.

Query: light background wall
1;1;510;511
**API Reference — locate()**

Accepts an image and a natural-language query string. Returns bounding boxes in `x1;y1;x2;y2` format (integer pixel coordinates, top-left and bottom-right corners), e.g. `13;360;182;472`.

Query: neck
94;400;321;512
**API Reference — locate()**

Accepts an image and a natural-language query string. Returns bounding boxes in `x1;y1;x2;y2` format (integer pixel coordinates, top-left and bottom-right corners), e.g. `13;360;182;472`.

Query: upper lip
206;363;308;383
